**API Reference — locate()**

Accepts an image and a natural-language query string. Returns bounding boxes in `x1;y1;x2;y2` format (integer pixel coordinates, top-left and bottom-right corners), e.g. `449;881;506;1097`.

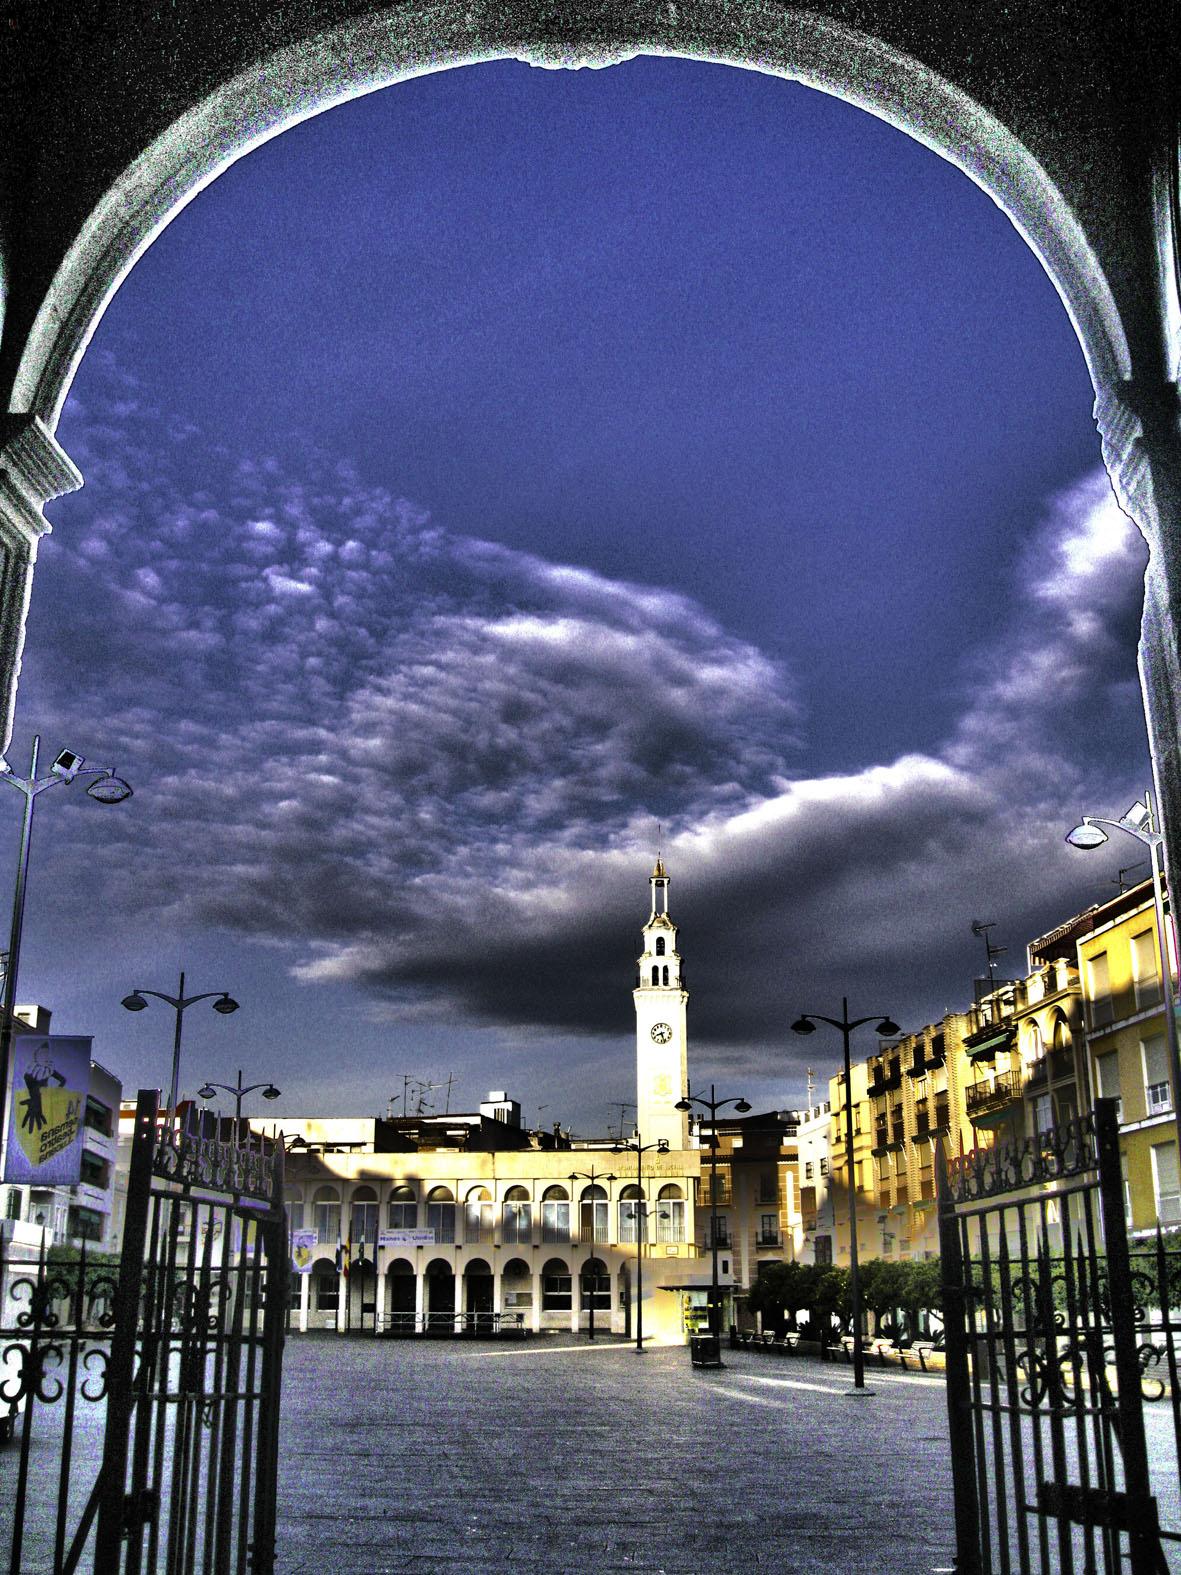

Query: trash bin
690;1333;723;1368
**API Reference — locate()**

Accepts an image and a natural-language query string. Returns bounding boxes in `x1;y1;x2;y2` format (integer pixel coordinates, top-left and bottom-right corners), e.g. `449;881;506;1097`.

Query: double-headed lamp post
674;1084;751;1342
122;973;239;1115
610;1131;669;1353
569;1164;616;1341
0;736;132;1155
1066;792;1181;1164
198;1070;281;1135
791;1001;899;1394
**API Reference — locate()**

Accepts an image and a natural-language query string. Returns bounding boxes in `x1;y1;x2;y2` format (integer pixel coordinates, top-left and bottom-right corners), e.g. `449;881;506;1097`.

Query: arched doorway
385;1256;416;1334
579;1257;611;1337
463;1258;493;1333
310;1259;339;1331
500;1257;532;1333
424;1257;455;1334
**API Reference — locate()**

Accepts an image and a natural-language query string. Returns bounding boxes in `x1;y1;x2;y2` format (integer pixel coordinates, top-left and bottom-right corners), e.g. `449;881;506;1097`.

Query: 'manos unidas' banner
5;1035;91;1184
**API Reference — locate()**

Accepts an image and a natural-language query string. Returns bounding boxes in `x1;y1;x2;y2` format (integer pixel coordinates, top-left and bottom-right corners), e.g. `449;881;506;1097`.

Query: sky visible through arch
7;58;1152;1133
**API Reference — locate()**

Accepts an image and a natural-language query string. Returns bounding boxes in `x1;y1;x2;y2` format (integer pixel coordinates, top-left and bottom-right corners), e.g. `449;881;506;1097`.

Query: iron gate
939;1098;1180;1574
0;1088;287;1573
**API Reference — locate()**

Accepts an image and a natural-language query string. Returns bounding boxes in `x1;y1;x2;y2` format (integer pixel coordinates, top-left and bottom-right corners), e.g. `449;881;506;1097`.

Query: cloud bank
26;356;1151;1082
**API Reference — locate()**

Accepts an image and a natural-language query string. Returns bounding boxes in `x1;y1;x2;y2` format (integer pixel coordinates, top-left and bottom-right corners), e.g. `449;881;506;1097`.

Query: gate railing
939;1100;1178;1575
0;1088;287;1573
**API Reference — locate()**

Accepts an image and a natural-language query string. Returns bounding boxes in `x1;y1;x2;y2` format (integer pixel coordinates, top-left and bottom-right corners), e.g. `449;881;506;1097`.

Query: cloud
24;354;1151;1090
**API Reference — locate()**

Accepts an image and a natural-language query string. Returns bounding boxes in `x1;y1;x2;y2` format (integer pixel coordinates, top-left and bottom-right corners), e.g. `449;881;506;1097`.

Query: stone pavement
276;1335;958;1573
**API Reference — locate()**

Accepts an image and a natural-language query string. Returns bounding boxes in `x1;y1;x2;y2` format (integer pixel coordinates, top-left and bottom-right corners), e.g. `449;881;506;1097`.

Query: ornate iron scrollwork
946;1113;1098;1203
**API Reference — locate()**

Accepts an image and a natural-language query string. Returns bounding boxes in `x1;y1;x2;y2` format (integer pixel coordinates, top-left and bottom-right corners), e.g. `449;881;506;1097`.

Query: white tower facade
634;857;690;1149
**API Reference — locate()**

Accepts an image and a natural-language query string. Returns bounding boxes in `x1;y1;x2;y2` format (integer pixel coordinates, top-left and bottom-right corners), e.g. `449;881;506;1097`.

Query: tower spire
634;856;688;1148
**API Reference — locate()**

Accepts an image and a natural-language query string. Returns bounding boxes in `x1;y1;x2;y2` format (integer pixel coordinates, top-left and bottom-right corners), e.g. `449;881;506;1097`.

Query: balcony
964;1024;1017;1063
756;1231;781;1248
966;1070;1022;1124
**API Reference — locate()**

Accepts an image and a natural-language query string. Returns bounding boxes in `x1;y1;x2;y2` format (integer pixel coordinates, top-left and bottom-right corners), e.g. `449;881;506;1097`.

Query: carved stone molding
0;414;83;548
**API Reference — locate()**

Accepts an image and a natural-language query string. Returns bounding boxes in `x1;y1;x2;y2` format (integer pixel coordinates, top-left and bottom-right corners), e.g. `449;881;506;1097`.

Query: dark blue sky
6;59;1148;1129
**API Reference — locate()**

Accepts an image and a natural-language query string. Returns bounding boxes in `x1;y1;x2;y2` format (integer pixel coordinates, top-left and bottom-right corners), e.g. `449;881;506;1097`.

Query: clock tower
634;857;689;1149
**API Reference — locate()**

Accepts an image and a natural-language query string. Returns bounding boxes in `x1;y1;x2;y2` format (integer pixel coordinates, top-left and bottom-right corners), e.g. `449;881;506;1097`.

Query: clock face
650;1022;673;1044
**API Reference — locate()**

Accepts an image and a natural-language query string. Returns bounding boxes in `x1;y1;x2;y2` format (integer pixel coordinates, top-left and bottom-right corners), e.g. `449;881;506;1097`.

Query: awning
964;1027;1015;1059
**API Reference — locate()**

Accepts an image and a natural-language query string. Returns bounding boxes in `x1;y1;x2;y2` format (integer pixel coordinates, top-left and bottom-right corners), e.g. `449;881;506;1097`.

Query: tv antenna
970;919;1007;987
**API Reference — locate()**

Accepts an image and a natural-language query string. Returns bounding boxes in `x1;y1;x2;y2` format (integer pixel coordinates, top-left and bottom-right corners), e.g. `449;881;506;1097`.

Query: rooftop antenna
970;919;1007;988
537;1103;549;1130
1112;861;1147;893
609;1101;636;1141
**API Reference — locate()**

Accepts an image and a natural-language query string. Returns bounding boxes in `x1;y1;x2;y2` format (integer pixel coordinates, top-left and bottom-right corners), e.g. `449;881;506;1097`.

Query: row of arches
288;1181;687;1247
296;1252;624;1334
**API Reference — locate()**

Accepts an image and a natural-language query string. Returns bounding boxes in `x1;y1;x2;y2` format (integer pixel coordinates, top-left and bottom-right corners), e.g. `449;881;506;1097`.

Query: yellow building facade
1076;882;1179;1235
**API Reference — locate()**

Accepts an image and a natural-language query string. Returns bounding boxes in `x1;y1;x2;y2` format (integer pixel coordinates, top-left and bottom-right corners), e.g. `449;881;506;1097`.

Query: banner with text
4;1035;92;1185
378;1228;435;1248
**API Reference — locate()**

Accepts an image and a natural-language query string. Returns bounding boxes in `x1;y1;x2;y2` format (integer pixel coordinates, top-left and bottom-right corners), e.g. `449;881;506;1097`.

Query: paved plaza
276;1336;959;1573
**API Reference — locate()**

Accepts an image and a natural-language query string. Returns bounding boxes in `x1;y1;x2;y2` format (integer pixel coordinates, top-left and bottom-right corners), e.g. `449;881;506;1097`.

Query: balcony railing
756;1231;781;1247
966;1069;1022;1117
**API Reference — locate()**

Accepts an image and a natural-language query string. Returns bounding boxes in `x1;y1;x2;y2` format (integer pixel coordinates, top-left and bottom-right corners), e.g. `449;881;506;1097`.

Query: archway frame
1;3;1178;898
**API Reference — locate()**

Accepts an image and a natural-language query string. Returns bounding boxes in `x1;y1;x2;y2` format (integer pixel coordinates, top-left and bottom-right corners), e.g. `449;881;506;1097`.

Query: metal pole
636;1145;644;1354
166;969;185;1115
709;1088;720;1339
842;998;867;1391
0;737;37;1173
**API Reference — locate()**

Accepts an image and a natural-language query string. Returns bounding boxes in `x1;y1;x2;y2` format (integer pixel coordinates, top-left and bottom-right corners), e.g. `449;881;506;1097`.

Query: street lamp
198;1068;281;1133
1066;792;1181;1163
569;1164;616;1341
674;1084;751;1344
792;1000;899;1394
610;1130;669;1353
121;973;239;1115
0;735;132;1165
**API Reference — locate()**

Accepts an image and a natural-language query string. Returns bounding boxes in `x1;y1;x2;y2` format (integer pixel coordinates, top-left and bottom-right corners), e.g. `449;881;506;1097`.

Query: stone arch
3;9;1177;890
11;8;1132;431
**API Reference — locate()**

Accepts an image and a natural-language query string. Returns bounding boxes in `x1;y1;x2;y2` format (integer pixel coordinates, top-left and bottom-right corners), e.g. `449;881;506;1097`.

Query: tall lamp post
122;973;239;1115
198;1069;281;1135
0;736;132;1159
569;1164;616;1340
610;1131;669;1353
1066;791;1181;1163
674;1084;750;1342
791;1000;899;1394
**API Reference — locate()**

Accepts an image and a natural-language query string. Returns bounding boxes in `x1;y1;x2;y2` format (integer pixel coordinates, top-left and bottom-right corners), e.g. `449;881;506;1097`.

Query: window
1095;1052;1123;1121
1132;930;1162;1010
84;1097;112;1136
541;1258;572;1310
426;1187;456;1243
655;936;665;956
580;1259;611;1309
651;965;659;986
350;1187;378;1246
4;1190;21;1222
465;1187;494;1243
502;1186;532;1245
804;1161;813;1180
387;1185;417;1230
618;1186;645;1244
1152;1141;1181;1227
541;1185;570;1244
1025;1022;1043;1064
579;1186;609;1244
80;1152;108;1189
1088;952;1112;1027
312;1186;340;1245
314;1267;339;1311
284;1187;304;1232
69;1205;104;1243
1033;1095;1053;1140
662;965;669;985
759;1212;778;1246
656;1184;684;1243
1143;1034;1172;1115
819;1158;828;1177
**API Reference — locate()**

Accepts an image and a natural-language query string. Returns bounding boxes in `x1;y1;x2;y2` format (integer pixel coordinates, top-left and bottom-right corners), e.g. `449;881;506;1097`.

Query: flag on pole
334;1229;343;1275
343;1227;352;1279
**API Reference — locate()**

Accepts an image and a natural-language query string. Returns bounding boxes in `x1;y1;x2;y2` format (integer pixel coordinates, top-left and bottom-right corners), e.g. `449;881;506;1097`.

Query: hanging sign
291;1229;317;1273
378;1228;435;1248
4;1035;91;1184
